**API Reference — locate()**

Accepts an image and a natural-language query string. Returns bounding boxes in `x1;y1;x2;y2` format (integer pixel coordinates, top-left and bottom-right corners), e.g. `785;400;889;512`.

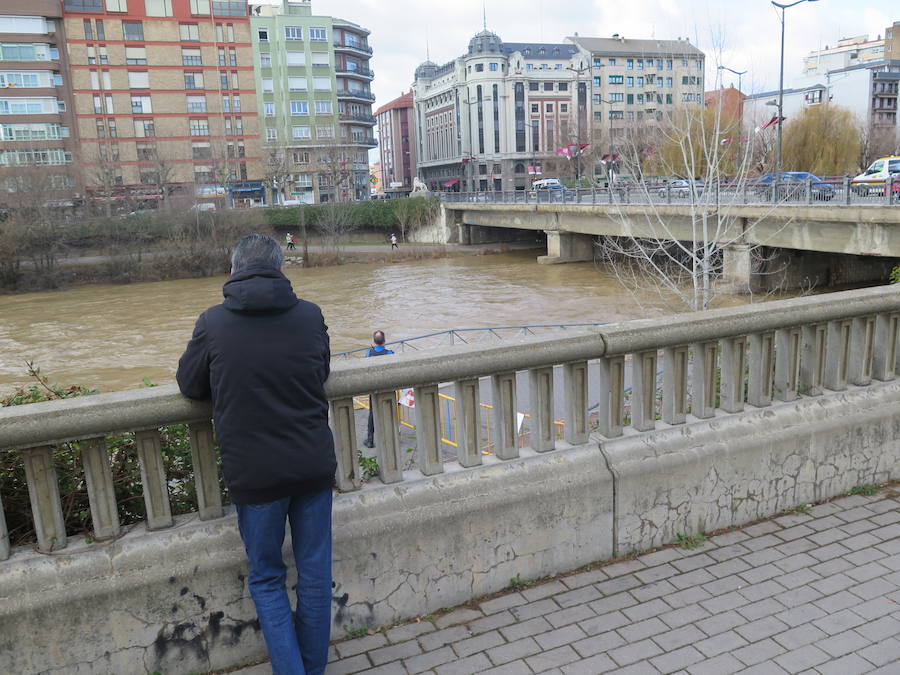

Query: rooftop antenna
425;25;430;61
482;0;487;30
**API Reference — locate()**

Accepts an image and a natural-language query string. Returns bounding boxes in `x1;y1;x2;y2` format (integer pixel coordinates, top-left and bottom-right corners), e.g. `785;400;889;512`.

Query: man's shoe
362;439;374;448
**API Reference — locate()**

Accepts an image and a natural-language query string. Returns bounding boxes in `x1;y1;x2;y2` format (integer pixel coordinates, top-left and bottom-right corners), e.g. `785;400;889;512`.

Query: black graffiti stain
193;594;207;610
180;587;189;596
330;583;374;628
150;611;261;670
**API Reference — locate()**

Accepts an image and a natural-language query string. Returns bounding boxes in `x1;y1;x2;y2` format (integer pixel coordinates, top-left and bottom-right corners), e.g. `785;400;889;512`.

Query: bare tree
859;123;899;169
311;140;358;252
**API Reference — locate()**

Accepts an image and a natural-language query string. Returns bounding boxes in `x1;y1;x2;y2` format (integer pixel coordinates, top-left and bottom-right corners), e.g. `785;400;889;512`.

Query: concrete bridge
2;286;900;673
438;190;900;290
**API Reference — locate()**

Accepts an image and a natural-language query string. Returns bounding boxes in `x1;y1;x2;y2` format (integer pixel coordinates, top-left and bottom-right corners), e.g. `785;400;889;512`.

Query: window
133;119;155;137
257;28;268;42
666;59;672;70
290;101;308;115
184;72;204;89
311;52;329;66
182;48;201;66
187;95;206;112
228;48;236;66
292;125;310;139
288;76;306;91
145;0;173;17
546;103;553;113
106;0;127;10
609;92;623;102
123;22;144;41
264;102;274;117
627;94;633;104
233;95;240;112
593;76;601;87
220;72;228;89
558;82;567;91
637;94;644;104
285;26;302;40
127;47;148;65
190;0;210;14
526;64;533;70
95;20;105;40
92;95;102;113
222;96;230;112
211;1;245;16
531;103;539;113
131;95;152;113
592;94;600;105
108;120;117;138
105;94;113;113
0;44;41;61
102;71;111;88
529;82;539;91
286;51;305;66
0;72;41;87
627;59;633;69
316;125;333;138
312;76;331;91
309;27;327;41
609;75;623;84
128;71;149;88
83;19;93;40
594;111;602;120
189;119;209;135
96;119;105;138
315;100;332;114
234;117;242;134
560;103;568;112
489;62;498;71
295;173;312;187
637;76;644;87
99;46;108;65
608;57;616;66
293;151;309;164
544;82;553;91
637;59;643;70
262;77;274;93
627;76;634;87
666;77;673;88
260;53;271;68
666;93;672;104
475;63;483;72
266;127;277;141
179;24;200;41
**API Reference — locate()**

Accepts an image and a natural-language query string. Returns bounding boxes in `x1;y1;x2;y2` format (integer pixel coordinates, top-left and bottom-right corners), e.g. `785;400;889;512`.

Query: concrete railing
2;284;899;562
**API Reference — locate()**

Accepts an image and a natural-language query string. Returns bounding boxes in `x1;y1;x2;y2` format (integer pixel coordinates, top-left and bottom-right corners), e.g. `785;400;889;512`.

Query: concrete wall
3;380;900;674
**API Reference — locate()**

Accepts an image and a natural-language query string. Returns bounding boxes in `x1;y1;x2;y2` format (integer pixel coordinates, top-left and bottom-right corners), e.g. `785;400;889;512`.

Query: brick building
61;0;263;208
375;90;415;194
0;1;80;205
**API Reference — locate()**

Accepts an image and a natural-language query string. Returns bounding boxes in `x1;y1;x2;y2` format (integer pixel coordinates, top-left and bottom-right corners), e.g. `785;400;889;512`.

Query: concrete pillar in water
721;243;752;294
457;223;471;245
538;231;594;264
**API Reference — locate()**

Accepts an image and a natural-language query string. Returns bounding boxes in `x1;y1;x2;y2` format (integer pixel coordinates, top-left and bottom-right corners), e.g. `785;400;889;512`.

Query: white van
851;156;900;195
531;178;564;190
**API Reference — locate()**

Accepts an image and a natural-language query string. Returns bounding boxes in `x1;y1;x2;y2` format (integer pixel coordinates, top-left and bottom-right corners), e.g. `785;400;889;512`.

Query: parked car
851;156;900;195
531;178;576;201
753;172;835;201
658;179;704;198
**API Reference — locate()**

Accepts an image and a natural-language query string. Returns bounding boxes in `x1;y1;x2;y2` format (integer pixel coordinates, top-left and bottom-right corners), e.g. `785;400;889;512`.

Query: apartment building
0;1;80;205
800;34;886;82
412;30;705;191
251;0;375;203
61;0;263;207
375;90;415;194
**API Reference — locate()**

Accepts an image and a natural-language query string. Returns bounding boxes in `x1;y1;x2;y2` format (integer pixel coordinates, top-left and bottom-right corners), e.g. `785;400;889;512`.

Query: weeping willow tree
782;104;861;176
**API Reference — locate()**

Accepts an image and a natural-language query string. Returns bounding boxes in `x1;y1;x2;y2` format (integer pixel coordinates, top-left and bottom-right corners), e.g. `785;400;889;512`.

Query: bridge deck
235;486;900;674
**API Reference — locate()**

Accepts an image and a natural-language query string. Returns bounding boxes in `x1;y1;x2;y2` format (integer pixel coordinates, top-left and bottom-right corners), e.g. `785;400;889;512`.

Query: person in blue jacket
362;330;393;448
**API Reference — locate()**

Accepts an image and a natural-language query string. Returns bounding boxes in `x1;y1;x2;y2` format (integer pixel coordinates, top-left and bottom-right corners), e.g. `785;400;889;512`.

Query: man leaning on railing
176;234;336;675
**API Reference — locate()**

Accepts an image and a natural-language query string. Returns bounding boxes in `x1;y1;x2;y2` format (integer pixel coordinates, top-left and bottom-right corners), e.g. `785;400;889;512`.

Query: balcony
339;112;376;125
336;66;374;80
333;40;373;56
351;135;377;147
337;89;375;102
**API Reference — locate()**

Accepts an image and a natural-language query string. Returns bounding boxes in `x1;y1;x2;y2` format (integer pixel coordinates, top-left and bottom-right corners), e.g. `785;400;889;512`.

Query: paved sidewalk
240;487;900;674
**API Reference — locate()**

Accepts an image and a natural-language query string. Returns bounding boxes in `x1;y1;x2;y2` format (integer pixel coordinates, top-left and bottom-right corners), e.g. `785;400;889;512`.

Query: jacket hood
222;266;298;313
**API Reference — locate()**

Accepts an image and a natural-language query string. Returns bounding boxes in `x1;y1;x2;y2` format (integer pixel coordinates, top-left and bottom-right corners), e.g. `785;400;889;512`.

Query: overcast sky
287;0;896;105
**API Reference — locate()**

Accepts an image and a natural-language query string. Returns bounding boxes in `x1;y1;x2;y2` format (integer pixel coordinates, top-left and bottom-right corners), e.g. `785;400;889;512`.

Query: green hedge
264;197;437;231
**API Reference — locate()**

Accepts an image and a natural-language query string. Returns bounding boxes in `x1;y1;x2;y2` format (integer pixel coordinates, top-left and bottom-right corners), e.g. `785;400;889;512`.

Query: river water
0;250;760;396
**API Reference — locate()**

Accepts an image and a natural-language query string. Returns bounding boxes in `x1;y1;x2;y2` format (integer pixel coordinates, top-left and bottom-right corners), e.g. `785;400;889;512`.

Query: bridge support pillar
538;231;594;264
721;243;753;294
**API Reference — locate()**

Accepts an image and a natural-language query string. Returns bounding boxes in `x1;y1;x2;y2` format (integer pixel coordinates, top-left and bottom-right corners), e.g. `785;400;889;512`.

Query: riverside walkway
238;487;900;675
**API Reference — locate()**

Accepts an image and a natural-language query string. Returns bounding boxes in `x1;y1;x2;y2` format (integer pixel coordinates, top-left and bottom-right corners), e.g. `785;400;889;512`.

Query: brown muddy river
0;250;763;396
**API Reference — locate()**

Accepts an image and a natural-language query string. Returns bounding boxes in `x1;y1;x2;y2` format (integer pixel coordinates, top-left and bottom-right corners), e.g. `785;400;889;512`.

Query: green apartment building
250;0;375;203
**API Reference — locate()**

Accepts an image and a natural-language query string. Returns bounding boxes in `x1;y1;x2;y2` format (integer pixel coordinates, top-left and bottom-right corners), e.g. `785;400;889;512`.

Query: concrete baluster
719;337;746;413
847;316;876;386
662;346;689;425
81;438;121;538
824;320;851;391
597;355;625;437
135;429;173;530
528;367;555;452
872;313;899;381
774;328;802;401
372;390;403;483
329;398;360;490
1;489;10;560
690;342;718;419
631;350;658;431
187;422;224;519
563;361;589;445
455;378;483;467
799;323;827;396
22;446;67;551
748;332;775;407
490;372;519;460
413;385;444;475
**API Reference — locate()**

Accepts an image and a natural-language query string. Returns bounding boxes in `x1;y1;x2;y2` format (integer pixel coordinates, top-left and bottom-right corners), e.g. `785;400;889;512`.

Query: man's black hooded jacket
176;266;336;504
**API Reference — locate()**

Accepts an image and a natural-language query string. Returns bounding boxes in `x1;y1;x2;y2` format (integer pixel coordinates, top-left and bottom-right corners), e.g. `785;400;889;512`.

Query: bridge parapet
2;286;900;673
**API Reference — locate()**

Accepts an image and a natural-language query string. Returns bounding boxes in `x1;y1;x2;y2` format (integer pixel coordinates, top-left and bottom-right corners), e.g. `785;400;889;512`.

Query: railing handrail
3;284;899;453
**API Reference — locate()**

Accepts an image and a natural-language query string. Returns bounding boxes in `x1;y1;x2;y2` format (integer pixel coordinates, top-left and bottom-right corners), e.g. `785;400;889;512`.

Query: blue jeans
235;489;333;675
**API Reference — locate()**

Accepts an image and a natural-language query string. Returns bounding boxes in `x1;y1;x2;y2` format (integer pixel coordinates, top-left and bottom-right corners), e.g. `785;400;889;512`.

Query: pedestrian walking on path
390;233;399;250
363;330;394;448
285;232;296;250
176;234;335;675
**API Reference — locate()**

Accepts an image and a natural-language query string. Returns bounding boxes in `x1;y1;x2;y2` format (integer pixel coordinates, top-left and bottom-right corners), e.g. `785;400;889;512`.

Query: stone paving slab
232;488;900;674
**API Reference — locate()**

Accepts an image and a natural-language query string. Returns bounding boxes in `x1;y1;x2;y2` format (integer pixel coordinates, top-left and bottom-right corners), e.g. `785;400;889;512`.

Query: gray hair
231;234;284;272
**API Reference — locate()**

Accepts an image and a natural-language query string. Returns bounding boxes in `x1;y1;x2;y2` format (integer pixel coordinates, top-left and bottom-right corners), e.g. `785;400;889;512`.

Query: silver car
659;179;704;198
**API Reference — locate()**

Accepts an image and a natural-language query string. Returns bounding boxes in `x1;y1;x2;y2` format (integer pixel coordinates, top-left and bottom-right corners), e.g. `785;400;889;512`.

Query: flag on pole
755;115;785;132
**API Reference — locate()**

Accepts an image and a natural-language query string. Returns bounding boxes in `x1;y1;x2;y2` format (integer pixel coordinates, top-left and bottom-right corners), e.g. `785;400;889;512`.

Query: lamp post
717;65;747;166
566;61;591;182
772;0;818;173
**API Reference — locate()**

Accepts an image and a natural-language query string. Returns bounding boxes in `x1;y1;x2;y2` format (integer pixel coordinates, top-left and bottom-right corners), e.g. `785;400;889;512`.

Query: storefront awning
443;179;459;187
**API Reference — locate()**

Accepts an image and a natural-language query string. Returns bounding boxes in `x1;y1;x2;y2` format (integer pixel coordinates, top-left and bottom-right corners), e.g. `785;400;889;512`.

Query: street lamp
566;62;591;182
772;0;819;173
718;64;747;164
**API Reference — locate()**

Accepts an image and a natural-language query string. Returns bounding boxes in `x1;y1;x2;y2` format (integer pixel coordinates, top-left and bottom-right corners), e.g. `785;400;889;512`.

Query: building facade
800;34;886;83
412;30;705;191
0;1;80;205
250;0;375;203
61;0;263;208
375;90;415;194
